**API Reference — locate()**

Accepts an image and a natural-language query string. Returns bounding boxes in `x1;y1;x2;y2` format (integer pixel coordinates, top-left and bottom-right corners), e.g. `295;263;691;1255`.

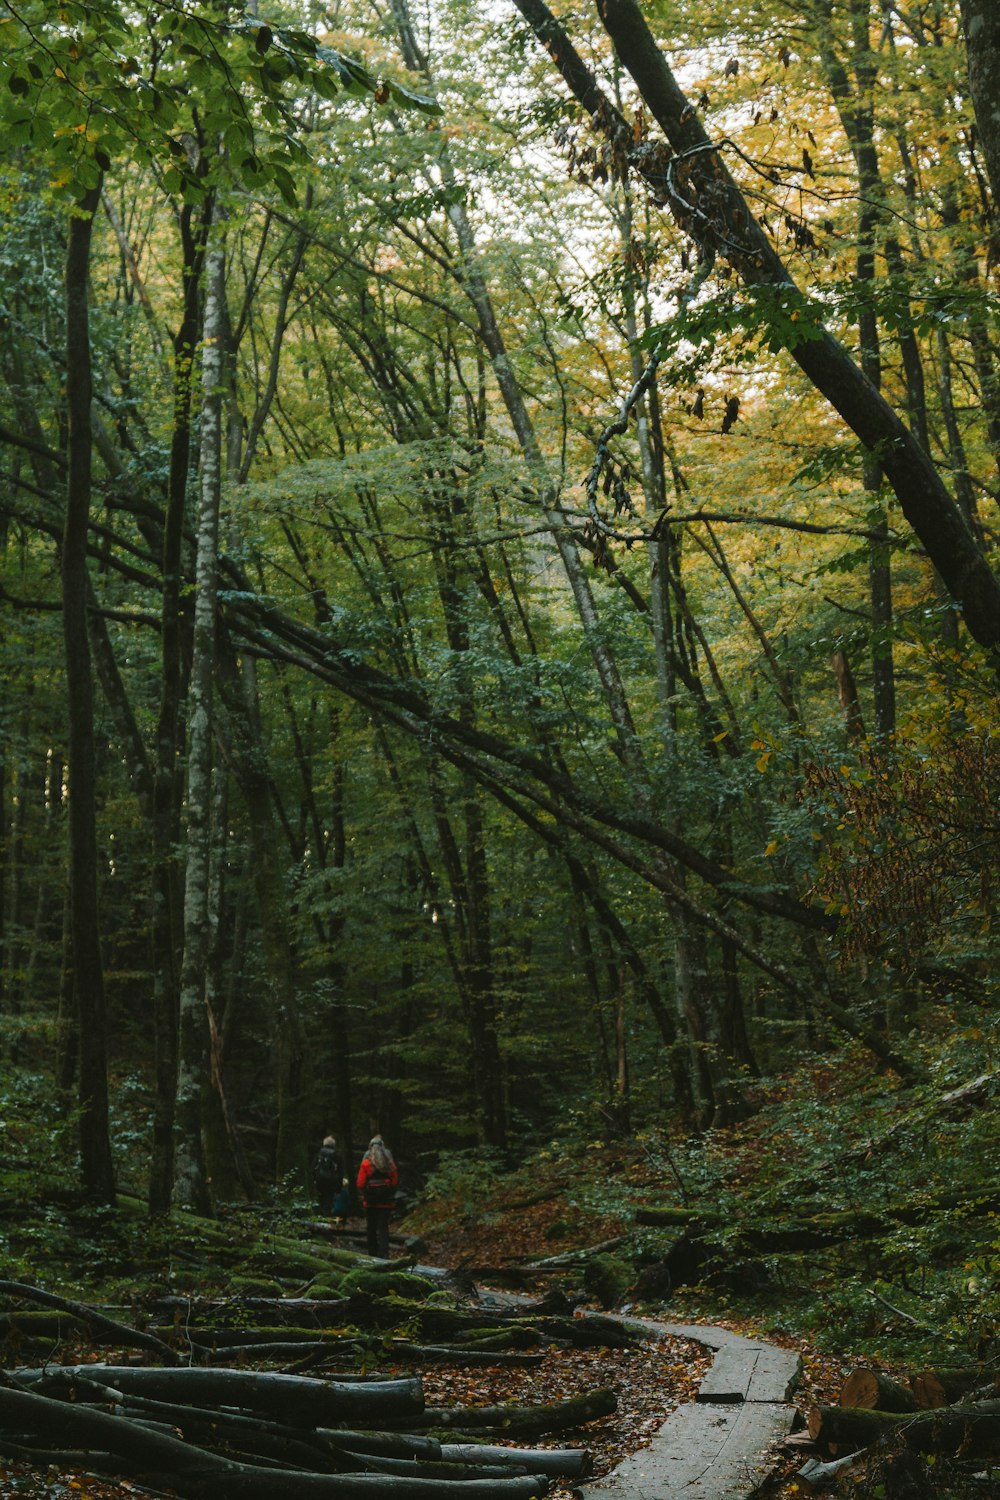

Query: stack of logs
808;1363;1000;1460
0;1364;603;1498
0;1280;622;1499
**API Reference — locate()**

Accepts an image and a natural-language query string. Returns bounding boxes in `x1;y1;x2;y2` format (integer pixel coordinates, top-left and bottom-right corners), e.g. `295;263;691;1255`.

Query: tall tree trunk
815;0;896;734
63;178;115;1204
55;877;78;1112
150;197;210;1214
174;234;226;1215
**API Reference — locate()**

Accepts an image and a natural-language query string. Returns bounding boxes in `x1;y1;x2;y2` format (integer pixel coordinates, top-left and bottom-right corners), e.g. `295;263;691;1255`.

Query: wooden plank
746;1345;802;1403
585;1401;795;1500
697;1344;759;1403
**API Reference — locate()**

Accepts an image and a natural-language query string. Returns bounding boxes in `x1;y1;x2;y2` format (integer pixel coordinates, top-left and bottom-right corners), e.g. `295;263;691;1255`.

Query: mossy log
838;1369;919;1413
0;1279;178;1363
522;1314;639;1350
0;1310;85;1335
145;1295;631;1351
808;1401;1000;1459
631;1208;839;1244
521;1236;628;1270
118;1194;380;1278
635;1190;1000;1241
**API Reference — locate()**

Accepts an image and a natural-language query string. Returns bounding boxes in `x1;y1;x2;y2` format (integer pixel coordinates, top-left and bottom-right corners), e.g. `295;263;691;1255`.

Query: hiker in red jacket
357;1135;398;1259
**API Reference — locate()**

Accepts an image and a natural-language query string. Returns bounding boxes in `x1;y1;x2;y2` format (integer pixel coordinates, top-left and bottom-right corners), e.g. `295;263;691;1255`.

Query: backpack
313;1147;340;1188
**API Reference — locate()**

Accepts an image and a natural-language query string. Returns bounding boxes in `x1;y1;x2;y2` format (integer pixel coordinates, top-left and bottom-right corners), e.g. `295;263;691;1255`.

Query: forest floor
2;1051;997;1497
398;1104;1000;1500
405;1188;850;1500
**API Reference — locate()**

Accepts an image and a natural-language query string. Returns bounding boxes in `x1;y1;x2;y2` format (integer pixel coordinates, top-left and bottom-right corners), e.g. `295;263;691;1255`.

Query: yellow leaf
764;840;778;856
756;752;771;772
713;729;729;742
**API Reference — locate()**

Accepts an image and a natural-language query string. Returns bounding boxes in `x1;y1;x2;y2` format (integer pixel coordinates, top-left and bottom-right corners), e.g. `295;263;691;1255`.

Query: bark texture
62;180;116;1204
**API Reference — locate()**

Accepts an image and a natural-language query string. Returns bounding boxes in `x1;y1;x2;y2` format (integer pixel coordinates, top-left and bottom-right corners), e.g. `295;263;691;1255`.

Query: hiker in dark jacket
357;1135;398;1258
312;1135;341;1216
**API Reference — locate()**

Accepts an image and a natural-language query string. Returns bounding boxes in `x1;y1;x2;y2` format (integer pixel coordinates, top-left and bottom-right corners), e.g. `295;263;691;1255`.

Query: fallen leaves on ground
416;1327;713;1475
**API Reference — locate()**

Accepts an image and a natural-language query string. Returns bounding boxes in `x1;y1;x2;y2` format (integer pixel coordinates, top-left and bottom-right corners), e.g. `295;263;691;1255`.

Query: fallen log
911;1368;999;1408
0;1382;546;1499
0;1311;85;1336
0;1280;179;1364
521;1236;627;1270
126;1416;343;1473
339;1455;531;1481
517;1315;639;1350
277;1342;545;1371
445;1329;540;1350
634;1189;1000;1244
838;1369;918;1413
378;1344;545;1369
438;1444;591;1479
414;1386;617;1438
631;1210;857;1252
12;1365;424;1426
320;1432;442;1461
808;1400;1000;1459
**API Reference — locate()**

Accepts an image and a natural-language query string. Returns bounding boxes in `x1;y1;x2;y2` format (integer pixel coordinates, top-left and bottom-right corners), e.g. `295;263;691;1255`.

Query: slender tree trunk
814;0;896;734
63;178;115;1204
934;326;981;539
55;877;77;1112
174;234;227;1215
201;763;255;1203
831;649;866;743
150;197;210;1214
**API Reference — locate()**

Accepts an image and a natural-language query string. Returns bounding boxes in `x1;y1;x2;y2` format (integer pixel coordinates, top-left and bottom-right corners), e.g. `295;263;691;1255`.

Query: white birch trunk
174;231;226;1213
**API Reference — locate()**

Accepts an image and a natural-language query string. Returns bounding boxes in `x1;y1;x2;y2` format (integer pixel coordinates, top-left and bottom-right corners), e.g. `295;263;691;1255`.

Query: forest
0;0;998;1494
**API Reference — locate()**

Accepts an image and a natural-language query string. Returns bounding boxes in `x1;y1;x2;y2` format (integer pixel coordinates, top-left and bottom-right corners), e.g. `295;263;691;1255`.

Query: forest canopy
0;0;998;1211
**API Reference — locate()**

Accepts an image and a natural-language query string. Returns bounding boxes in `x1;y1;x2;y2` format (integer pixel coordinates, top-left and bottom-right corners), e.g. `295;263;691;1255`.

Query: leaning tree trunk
174;232;227;1215
510;0;1000;651
62;175;115;1205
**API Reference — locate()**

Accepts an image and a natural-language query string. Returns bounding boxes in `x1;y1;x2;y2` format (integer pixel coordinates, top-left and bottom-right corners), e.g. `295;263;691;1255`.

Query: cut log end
838;1369;917;1413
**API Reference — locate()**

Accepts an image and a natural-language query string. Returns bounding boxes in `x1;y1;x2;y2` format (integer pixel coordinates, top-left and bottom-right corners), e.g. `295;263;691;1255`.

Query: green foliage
415;1147;507;1222
0;0;439;203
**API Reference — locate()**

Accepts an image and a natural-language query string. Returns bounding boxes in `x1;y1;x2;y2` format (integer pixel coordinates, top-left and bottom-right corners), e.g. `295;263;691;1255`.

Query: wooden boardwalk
584;1318;802;1500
